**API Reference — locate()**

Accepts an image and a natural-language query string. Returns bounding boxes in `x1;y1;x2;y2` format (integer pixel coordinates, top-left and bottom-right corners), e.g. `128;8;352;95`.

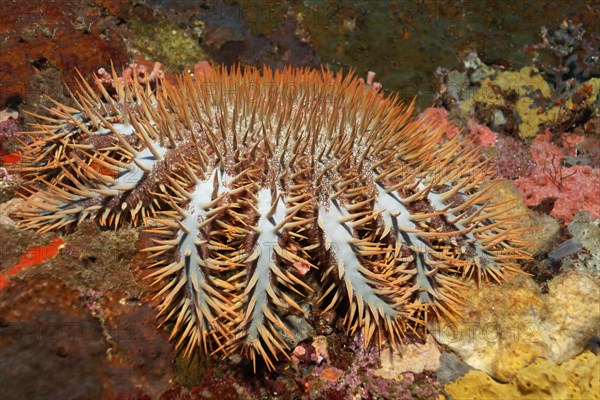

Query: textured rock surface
459;66;561;139
436;352;473;385
0;223;175;399
0;0;128;110
429;271;600;382
374;335;441;378
0;273;175;399
445;351;600;400
564;211;600;275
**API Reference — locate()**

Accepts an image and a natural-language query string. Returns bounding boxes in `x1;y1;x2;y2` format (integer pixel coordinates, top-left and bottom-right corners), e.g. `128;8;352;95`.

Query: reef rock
429;271;600;382
373;335;441;379
460;66;560;139
562;211;600;276
436;352;473;385
445;351;599;400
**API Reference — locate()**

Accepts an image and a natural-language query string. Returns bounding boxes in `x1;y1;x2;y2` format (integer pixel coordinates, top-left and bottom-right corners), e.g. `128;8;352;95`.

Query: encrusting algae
445;351;600;400
14;65;531;371
429;270;600;383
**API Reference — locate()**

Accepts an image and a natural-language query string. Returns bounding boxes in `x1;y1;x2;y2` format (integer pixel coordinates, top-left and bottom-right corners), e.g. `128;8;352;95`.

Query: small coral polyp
17;65;530;370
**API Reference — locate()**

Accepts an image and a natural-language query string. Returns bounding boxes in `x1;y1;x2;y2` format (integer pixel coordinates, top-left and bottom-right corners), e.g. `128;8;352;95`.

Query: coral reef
0;113;22;181
44;221;142;293
484;133;535;180
416;107;461;139
283;1;594;108
374;334;441;378
2;1;597;396
0;117;19;142
196;1;320;70
445;351;600;400
0;167;18;196
0;236;64;290
429;45;599;229
0;271;175;399
307;334;445;399
436;352;473;385
454;17;600;142
465;120;498;148
483;180;560;256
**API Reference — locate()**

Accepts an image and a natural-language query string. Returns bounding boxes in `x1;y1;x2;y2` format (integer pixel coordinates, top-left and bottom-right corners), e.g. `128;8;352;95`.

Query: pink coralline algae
310;335;444;399
417;108;497;147
0;117;21;171
562;133;586;156
97;61;165;91
514;131;600;224
466;120;498;147
488;134;535;180
193;60;215;78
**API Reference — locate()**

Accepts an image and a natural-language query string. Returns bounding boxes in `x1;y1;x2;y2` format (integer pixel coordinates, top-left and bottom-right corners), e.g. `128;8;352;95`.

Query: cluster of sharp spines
16;64;530;371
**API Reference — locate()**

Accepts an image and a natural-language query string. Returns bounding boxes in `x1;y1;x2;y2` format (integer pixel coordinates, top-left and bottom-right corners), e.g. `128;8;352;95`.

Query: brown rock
0;0;128;109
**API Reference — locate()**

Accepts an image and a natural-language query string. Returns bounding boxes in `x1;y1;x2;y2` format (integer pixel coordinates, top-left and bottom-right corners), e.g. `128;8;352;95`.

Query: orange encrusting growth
16;65;531;371
0;237;64;290
7;237;65;274
1;151;21;164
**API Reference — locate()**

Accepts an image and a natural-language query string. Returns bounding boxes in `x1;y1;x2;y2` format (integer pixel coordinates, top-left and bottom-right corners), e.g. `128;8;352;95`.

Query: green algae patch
173;351;212;387
239;0;288;36
129;19;206;71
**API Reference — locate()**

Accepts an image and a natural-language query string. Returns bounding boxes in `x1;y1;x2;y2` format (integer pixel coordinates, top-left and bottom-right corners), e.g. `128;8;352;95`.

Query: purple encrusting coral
309;334;444;399
0;117;19;140
487;134;536;180
0;115;20;165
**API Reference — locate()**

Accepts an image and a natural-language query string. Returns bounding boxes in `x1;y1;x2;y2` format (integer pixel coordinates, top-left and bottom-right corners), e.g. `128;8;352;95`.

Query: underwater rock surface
429;271;600;382
445;351;599;400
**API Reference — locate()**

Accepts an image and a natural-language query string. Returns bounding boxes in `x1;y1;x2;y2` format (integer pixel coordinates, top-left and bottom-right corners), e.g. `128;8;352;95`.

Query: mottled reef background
0;1;599;400
1;0;598;112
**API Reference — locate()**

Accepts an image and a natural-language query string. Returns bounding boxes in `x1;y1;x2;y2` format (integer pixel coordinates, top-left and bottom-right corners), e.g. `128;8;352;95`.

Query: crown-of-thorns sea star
16;65;530;371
